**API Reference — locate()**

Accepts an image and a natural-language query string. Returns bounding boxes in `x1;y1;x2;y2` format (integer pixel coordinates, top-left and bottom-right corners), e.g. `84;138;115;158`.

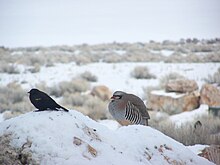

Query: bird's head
110;91;126;101
28;88;40;95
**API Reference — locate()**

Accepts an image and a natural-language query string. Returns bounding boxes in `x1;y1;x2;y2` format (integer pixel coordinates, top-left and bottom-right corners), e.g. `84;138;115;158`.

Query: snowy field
1;62;219;97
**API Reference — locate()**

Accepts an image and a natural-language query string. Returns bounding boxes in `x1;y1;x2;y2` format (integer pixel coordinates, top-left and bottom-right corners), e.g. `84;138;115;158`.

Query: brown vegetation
150;115;220;146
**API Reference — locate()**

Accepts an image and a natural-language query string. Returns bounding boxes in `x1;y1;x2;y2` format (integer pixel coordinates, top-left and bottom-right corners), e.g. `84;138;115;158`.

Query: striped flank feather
125;101;142;124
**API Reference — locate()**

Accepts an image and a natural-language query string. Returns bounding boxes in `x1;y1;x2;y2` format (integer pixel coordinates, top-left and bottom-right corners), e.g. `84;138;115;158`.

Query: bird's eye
114;95;122;99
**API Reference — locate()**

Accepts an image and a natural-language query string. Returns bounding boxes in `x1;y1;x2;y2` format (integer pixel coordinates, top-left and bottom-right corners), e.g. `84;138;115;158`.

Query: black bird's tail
56;105;69;112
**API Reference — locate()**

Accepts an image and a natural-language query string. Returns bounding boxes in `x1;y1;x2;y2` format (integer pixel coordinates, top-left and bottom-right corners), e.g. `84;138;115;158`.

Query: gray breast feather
108;101;125;120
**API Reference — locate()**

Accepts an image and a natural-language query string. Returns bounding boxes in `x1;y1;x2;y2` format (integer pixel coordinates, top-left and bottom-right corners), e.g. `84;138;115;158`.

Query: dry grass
0;83;32;116
159;72;186;89
204;67;220;86
48;78;90;97
27;64;41;73
79;71;98;82
0;134;38;164
142;86;161;101
62;93;109;120
151;115;220;145
0;39;219;67
131;66;156;79
0;63;20;74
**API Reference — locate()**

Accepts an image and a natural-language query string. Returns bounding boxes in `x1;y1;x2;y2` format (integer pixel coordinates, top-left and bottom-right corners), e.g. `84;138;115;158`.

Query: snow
151;90;186;99
0;0;220;47
0;113;4;123
169;104;209;126
0;110;214;165
187;144;209;155
150;50;174;57
98;119;120;131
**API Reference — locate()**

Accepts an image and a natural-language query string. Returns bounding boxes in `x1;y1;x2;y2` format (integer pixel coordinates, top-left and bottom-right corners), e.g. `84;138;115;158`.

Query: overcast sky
0;0;220;47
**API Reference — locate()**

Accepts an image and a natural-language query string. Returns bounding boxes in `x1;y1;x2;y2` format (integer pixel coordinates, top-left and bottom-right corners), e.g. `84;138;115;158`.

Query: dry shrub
62;93;85;107
29;56;45;66
151;115;220;145
80;71;97;82
131;66;156;79
203;53;220;62
62;93;108;120
17;54;46;66
204;67;220;86
49;78;90;97
142;86;161;101
186;54;202;63
164;53;187;63
73;54;93;65
79;96;108;120
159;72;186;89
103;54;123;63
0;83;32;115
27;64;41;73
1;39;219;66
0;134;38;164
0;63;19;74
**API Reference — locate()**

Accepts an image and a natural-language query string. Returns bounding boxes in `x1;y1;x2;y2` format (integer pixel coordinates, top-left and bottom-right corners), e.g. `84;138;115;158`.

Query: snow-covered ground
0;110;214;165
0;62;219;97
169;104;209;126
0;0;220;47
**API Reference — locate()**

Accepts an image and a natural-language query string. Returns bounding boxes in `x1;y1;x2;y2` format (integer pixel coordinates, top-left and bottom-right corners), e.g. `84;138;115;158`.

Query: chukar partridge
108;91;150;126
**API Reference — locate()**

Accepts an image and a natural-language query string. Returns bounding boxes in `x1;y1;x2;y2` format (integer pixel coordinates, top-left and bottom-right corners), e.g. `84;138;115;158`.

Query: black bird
28;88;69;112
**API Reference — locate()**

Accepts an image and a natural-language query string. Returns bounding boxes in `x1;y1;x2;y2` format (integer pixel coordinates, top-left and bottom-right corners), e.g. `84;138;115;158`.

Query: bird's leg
34;109;45;112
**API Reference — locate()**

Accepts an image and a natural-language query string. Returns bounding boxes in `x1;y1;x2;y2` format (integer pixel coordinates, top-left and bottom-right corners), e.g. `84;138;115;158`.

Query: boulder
147;90;200;114
91;85;112;101
165;79;198;93
200;84;220;106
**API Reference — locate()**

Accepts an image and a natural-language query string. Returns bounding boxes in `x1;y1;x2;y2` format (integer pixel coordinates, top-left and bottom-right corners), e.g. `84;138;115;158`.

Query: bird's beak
110;96;115;99
27;91;30;94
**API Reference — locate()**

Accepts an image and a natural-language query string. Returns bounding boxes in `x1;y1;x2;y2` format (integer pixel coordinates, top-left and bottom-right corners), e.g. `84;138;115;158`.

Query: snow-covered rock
169;104;209;126
0;110;214;165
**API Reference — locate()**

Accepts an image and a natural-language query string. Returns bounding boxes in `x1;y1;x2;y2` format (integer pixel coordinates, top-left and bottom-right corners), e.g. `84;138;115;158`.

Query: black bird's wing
41;92;69;112
30;89;69;112
39;91;69;112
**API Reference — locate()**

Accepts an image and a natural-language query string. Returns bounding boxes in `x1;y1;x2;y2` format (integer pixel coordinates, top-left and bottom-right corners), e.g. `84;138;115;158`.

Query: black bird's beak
28;91;30;94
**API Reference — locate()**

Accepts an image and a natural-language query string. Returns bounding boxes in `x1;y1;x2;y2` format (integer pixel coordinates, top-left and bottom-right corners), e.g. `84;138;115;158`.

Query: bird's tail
56;106;69;112
143;118;149;126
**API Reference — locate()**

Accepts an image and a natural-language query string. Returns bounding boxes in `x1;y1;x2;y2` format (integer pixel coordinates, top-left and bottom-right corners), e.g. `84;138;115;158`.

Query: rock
147;90;200;114
165;79;198;93
91;85;112;101
200;84;220;106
